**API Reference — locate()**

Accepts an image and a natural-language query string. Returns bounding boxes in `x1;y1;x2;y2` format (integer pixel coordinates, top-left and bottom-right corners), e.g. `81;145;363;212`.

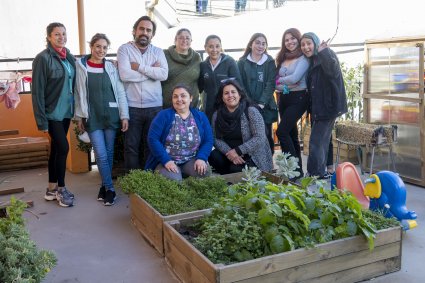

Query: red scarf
53;47;67;59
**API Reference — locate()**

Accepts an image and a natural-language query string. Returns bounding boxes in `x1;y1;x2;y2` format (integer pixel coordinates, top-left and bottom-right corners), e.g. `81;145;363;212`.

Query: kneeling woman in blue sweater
145;84;213;181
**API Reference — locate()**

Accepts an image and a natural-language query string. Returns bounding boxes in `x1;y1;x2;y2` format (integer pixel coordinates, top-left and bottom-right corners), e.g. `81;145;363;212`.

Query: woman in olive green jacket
162;28;201;109
238;33;278;153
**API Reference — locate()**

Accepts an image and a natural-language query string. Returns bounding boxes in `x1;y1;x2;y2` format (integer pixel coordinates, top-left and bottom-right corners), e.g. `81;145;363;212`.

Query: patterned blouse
165;113;201;164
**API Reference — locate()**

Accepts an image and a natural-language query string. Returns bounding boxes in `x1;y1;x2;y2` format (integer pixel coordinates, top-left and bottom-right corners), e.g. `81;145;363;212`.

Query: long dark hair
45;22;65;46
275;28;302;67
214;79;253;111
240;33;268;59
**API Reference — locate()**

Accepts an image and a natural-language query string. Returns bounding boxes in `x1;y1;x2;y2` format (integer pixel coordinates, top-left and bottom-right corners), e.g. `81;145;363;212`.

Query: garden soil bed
129;171;283;256
163;216;402;283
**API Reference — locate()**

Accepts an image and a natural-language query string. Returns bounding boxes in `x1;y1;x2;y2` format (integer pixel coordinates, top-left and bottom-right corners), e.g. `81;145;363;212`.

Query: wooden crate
130;172;283;256
130;194;209;256
164;217;402;283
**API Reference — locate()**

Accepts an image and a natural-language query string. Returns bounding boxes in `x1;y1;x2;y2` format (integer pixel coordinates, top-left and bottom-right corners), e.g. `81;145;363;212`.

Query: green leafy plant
118;170;227;215
0;197;57;283
340;63;364;122
191;174;396;264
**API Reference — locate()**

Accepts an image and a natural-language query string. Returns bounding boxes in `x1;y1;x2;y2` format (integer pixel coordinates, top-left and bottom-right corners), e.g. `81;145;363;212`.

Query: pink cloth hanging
0;81;21;109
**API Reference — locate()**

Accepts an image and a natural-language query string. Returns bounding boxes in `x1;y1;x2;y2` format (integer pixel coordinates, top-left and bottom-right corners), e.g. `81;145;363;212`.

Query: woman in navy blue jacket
145;84;213;181
300;32;347;178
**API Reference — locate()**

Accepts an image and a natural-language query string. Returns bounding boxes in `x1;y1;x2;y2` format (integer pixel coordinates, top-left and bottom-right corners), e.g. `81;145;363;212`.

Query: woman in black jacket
300;32;347;178
198;35;242;122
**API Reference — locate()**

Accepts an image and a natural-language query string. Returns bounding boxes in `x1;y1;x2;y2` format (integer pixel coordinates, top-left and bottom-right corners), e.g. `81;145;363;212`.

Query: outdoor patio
0;154;423;283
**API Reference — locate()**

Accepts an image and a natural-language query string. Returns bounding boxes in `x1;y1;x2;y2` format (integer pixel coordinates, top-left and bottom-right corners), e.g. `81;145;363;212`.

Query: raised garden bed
127;171;283;256
164;216;402;283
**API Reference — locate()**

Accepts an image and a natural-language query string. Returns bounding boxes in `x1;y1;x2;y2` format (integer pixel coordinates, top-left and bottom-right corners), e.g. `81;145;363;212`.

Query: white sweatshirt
117;42;168;108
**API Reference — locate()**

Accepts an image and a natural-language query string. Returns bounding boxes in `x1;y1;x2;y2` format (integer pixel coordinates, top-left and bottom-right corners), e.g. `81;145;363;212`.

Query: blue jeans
125;106;162;171
89;129;117;191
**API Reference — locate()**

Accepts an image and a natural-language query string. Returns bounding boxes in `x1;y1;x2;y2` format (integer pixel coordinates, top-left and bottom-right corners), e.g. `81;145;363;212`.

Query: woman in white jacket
74;33;129;206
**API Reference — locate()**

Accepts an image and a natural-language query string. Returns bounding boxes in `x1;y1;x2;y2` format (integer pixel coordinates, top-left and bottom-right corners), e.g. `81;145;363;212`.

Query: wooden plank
0;151;48;161
0;144;49;155
0;156;47;165
131;215;164;255
301;256;401;283
0;187;24;195
164;221;217;283
165;208;211;222
165;240;214;283
0;129;19;136
233;242;400;283
218;227;401;282
130;194;163;229
0;161;48;171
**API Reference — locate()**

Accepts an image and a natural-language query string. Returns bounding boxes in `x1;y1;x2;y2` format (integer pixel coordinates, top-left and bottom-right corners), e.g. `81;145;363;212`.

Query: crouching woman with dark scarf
208;80;273;174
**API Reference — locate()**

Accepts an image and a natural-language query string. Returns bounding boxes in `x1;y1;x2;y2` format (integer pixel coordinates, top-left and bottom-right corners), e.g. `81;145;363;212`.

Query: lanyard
61;59;74;113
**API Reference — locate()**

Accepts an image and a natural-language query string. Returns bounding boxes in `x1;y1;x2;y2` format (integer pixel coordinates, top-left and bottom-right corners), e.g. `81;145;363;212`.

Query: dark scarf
284;48;303;60
215;100;247;139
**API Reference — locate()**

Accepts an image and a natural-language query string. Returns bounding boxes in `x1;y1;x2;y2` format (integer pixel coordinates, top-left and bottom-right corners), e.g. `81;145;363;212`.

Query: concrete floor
0;160;423;283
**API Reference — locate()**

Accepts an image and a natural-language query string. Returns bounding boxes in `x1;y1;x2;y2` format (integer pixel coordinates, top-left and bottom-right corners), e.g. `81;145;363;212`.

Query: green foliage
118;170;227;215
194;211;264;264
274;152;301;180
0;197;57;283
73;121;92;153
192;176;393;264
340;63;364;122
362;209;401;230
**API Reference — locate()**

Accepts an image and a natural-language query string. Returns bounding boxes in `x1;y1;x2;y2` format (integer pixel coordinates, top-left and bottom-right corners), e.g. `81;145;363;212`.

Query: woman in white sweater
74;33;129;206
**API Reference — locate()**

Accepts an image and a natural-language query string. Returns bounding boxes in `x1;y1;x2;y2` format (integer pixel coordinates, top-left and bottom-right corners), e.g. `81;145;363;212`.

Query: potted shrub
0;197;57;282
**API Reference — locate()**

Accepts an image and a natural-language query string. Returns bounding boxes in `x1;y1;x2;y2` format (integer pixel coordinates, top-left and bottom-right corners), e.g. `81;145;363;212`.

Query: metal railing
0;42;364;94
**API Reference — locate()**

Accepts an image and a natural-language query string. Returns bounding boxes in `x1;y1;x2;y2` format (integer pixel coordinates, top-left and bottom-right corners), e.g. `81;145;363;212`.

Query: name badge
109;102;118;108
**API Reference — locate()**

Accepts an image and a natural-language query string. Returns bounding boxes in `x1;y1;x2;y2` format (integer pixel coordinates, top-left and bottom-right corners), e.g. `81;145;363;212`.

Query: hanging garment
0;80;21;109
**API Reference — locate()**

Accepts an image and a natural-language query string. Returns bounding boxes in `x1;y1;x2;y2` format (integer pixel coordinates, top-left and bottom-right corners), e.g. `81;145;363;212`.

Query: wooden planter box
129;172;283;256
164;216;402;283
130;194;209;256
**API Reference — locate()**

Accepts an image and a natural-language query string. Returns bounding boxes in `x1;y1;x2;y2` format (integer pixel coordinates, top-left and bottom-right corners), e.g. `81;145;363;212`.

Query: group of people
31;16;347;208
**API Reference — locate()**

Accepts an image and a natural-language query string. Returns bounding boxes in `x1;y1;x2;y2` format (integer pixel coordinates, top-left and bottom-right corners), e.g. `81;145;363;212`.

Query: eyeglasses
220;77;237;84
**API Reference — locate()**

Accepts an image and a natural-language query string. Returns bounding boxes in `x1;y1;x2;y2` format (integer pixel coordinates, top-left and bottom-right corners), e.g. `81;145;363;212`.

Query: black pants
208;149;252;175
265;122;275;154
327;137;333;167
307;119;336;177
48;119;70;187
125;106;162;171
276;90;308;174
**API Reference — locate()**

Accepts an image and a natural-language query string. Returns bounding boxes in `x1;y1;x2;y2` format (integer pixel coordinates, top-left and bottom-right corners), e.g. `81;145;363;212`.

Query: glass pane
389;46;420;96
369;99;420;125
364;124;421;180
368;48;390;94
366;99;422;181
367;45;421;99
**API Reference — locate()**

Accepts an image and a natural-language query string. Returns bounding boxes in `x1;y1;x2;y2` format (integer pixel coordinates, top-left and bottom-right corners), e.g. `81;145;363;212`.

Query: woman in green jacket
237;33;278;153
32;22;75;207
162;28;201;109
